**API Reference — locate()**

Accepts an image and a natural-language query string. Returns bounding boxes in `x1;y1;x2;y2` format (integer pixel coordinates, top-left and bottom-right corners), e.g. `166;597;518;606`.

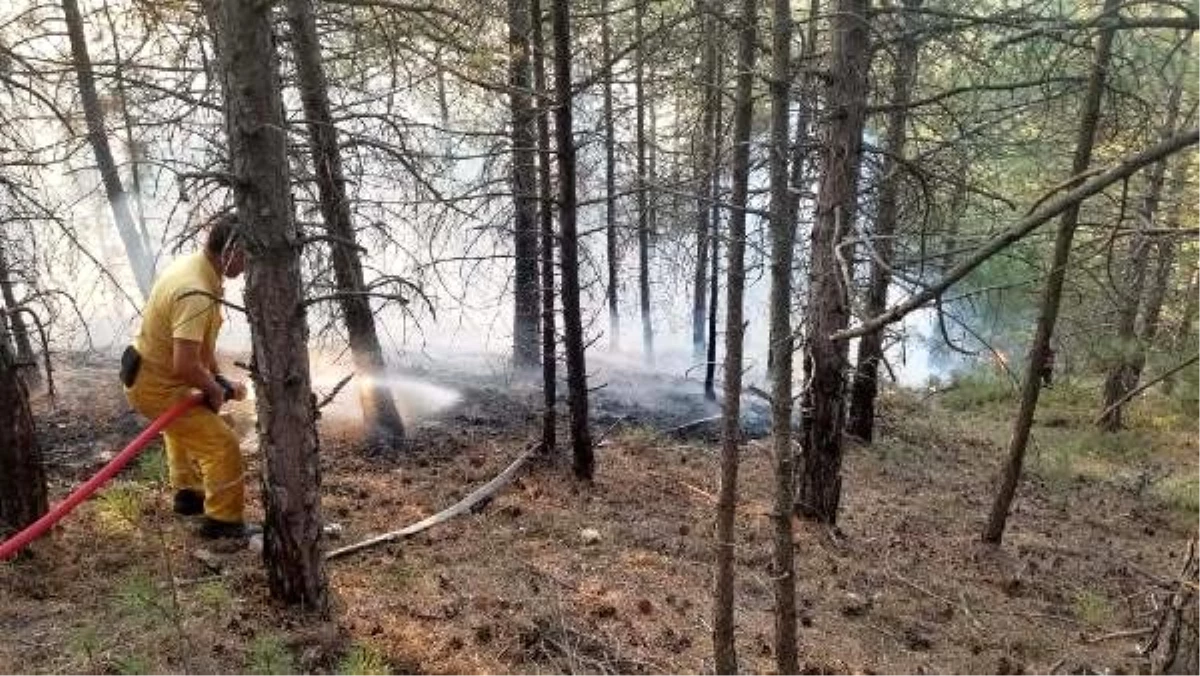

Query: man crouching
123;212;257;540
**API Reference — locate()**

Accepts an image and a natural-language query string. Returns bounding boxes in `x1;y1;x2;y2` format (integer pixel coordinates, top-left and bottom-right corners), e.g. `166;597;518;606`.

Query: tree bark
0;318;46;542
551;0;593;479
531;0;556;452
795;0;870;525
60;0;154;299
602;0;619;350
982;0;1120;545
509;0;541;370
713;0;756;670
847;0;921;442
285;0;406;450
215;0;327;611
766;0;797;669
691;0;717;363
635;0;654;365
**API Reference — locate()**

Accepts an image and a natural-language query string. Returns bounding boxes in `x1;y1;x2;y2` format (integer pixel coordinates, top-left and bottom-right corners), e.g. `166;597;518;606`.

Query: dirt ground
1;356;1195;674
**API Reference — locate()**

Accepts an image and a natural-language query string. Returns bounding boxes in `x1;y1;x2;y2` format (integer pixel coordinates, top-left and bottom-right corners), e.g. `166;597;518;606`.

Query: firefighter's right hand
204;380;227;412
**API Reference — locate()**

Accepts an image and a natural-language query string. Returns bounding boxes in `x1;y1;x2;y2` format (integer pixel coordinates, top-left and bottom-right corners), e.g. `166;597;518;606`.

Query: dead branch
833;128;1199;342
1092;355;1199;424
1081;626;1153;644
315;373;355;410
325;443;538;560
663;414;721;435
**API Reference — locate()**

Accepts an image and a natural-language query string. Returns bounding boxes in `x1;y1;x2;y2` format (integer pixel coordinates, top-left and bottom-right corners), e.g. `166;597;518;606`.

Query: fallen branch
325;443;538;560
1092;354;1199;425
1081;626;1153;644
663;414;721;435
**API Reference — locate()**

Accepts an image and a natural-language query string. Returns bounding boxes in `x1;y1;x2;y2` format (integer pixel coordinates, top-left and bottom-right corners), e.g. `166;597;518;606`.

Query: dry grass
1;362;1195;674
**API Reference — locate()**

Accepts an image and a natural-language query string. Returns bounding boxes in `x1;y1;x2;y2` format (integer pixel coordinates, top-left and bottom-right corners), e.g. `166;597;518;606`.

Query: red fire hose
0;391;206;560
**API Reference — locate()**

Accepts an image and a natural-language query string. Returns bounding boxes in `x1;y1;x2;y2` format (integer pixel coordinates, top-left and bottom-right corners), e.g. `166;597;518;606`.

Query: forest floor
1;353;1196;674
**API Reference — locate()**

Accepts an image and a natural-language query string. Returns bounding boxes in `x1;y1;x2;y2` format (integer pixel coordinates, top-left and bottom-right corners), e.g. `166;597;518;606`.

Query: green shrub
337;644;391;675
247;634;295;675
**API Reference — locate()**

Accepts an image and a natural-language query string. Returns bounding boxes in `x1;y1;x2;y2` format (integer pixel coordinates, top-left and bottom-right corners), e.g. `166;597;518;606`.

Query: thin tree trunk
551;0;593;479
704;39;724;403
1174;264;1198;352
215;0;327;610
983;0;1120;545
635;0;654;364
602;0;619;350
285;0;406;450
795;0;870;524
691;0;716;362
510;0;542;370
0;248;36;385
1099;70;1185;430
788;0;820;221
1128;161;1187;390
60;0;153;299
0;318;46;542
714;0;756;670
531;0;556;452
766;0;797;669
99;0;151;255
847;0;921;442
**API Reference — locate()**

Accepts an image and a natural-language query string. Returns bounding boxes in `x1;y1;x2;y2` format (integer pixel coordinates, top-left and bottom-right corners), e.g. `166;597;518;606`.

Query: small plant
67;624;103;671
96;484;144;531
1155;475;1199;513
1072;589;1114;626
111;570;173;633
133;447;167;485
941;371;1017;411
194;579;233;614
247;634;295;675
337;643;391;675
113;653;152;675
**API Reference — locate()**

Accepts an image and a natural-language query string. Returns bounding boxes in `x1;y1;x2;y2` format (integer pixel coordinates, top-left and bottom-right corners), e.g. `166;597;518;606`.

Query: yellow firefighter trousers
125;375;244;523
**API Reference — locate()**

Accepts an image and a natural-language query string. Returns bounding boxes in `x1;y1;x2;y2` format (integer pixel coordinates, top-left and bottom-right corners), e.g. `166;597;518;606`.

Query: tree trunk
635;0;654;365
795;0;870;525
691;0;717;363
509;0;542;370
551;0;593;480
0;318;46;542
284;0;406;450
982;0;1120;545
531;0;556;452
713;0;756;670
847;0;921;442
1174;264;1198;353
602;0;620;351
1129;159;1188;390
60;0;154;299
0;247;37;386
1099;69;1185;430
704;36;724;403
766;0;797;669
215;0;327;611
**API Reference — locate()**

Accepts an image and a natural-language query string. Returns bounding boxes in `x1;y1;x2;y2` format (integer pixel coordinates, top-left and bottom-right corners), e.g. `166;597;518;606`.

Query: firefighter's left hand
229;380;248;401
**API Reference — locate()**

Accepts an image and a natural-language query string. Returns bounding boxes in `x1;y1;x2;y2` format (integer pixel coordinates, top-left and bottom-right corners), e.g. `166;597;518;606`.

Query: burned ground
0;356;1195;674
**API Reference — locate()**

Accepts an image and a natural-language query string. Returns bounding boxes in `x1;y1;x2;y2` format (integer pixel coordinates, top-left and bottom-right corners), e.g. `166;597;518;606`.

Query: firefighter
122;213;256;539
